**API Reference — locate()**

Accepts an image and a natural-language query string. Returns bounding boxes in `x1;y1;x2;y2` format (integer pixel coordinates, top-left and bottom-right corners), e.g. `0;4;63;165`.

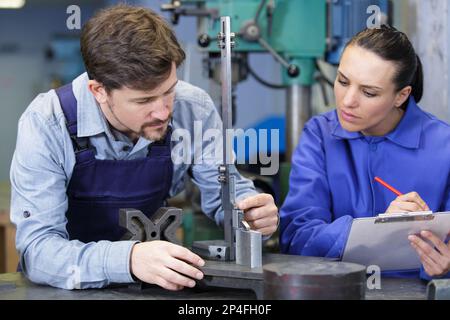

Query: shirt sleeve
10;106;136;289
443;174;450;211
188;92;258;227
280;121;353;259
420;174;450;280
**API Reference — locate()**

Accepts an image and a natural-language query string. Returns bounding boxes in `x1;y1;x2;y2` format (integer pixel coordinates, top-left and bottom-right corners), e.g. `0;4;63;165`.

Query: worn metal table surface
0;272;428;300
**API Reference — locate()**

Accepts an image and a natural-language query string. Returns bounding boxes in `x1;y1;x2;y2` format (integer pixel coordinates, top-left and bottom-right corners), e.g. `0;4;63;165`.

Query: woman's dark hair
346;25;423;107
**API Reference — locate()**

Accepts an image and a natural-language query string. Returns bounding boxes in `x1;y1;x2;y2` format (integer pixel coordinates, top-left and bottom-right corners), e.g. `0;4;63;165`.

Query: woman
280;25;450;279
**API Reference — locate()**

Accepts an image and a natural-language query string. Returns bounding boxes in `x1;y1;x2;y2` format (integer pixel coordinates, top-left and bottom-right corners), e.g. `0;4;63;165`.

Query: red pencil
374;176;403;197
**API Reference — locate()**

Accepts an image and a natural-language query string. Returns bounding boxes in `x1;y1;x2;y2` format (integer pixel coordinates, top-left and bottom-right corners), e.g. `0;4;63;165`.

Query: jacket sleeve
443;175;450;212
420;175;450;280
280;121;353;259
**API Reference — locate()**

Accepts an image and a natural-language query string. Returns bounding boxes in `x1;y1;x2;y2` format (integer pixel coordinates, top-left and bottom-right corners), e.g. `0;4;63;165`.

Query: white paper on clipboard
341;211;450;272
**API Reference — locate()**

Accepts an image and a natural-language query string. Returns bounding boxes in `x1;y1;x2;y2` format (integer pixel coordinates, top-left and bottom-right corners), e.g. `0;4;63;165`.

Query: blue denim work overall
55;84;173;242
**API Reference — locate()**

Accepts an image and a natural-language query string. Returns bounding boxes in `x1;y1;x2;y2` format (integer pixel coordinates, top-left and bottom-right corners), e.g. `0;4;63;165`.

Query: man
10;5;278;290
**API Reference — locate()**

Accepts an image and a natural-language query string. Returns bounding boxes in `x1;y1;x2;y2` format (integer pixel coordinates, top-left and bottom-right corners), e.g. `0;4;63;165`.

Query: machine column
286;84;312;161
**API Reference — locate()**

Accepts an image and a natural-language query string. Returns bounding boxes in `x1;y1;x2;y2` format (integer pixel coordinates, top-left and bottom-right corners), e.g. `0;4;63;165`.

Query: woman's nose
342;88;358;108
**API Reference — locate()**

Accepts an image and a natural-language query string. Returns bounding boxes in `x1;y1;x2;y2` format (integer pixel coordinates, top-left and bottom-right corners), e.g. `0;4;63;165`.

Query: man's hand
130;241;205;291
386;191;430;214
236;193;278;236
409;231;450;277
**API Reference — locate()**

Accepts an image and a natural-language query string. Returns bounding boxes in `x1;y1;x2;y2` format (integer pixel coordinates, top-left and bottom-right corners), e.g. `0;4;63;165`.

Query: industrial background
0;0;449;296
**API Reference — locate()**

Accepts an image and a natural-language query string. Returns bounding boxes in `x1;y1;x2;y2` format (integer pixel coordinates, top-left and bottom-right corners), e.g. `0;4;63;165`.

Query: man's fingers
130;241;204;289
237;194;271;210
256;226;277;236
244;207;272;221
168;243;205;267
166;258;204;281
247;218;276;235
153;276;185;291
247;215;278;230
159;267;197;288
237;194;278;234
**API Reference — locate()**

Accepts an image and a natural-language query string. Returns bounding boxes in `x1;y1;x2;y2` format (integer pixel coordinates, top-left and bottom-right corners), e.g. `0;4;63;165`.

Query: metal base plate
197;253;333;299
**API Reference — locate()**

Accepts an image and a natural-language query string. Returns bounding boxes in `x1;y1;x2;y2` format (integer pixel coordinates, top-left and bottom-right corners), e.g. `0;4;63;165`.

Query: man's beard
139;116;172;142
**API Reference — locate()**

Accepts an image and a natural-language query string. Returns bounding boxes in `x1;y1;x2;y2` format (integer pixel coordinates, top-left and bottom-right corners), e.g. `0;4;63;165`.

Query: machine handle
258;37;300;78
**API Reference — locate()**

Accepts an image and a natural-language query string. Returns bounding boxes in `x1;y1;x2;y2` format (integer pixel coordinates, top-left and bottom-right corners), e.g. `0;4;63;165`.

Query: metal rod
286;85;312;160
258;37;290;69
219;16;235;261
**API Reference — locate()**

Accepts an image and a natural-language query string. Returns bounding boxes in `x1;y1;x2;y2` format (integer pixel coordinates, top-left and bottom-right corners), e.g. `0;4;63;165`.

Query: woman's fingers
386;191;431;213
397;192;430;211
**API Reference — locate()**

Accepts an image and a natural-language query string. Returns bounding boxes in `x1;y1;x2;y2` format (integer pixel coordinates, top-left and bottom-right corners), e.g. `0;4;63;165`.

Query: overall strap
147;125;173;157
55;84;90;153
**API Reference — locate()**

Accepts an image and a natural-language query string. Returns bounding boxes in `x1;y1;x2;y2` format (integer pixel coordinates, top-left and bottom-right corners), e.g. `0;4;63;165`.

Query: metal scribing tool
192;16;262;268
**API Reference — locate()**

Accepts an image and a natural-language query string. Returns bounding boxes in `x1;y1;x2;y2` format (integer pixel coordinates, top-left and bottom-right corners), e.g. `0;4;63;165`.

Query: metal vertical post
286;84;312;161
218;16;236;261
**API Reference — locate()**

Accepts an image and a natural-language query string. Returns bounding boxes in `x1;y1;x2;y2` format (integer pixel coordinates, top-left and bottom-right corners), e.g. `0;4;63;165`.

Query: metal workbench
0;272;429;300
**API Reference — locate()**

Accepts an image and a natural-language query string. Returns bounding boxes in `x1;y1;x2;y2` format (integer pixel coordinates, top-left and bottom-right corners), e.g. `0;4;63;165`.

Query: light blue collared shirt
10;73;257;289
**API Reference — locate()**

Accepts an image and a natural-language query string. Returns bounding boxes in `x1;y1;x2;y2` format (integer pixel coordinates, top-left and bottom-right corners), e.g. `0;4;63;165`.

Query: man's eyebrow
130;80;178;102
337;71;382;90
164;80;179;93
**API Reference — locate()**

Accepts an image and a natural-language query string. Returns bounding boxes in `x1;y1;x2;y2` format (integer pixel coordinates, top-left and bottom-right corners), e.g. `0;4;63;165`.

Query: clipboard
342;211;450;272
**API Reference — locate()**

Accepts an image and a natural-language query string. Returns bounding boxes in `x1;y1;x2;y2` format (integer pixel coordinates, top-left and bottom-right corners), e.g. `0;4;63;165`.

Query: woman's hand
409;231;450;277
385;191;430;214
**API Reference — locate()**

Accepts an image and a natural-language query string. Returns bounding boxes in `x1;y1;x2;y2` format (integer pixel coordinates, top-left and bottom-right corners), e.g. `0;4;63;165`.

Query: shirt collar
331;97;423;149
71;72;107;138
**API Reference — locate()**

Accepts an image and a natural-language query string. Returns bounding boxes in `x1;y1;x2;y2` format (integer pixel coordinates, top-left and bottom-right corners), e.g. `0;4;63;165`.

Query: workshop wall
409;0;450;122
0;1;103;181
385;0;450;123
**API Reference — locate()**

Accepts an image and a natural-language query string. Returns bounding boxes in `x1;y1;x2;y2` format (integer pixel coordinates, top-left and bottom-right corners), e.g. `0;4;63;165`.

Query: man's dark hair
346;25;423;108
80;4;185;92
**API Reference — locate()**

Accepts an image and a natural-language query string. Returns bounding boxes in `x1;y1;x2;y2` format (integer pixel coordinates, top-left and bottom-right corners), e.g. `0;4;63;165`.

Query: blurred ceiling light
0;0;26;9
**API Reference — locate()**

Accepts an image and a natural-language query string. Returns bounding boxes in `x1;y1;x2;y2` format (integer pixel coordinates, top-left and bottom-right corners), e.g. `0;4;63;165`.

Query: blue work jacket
280;97;450;279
